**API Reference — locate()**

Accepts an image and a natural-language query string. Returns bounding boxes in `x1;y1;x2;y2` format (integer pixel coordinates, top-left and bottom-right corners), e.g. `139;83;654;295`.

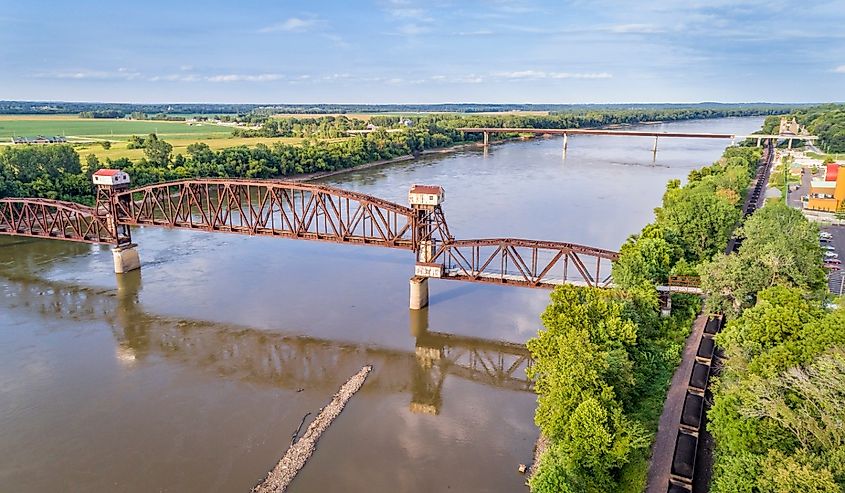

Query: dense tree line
1;100;800;116
77;110;126;119
699;203;845;492
0;108;775;213
528;145;763;492
236;106;791;141
0;129;424;204
0;145;94;203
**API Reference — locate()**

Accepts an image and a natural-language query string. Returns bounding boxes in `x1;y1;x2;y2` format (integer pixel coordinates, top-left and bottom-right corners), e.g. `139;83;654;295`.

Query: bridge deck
458;127;817;140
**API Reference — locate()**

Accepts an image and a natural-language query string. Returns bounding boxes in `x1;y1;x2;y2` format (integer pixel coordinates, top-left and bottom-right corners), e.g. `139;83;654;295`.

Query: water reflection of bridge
0;271;532;415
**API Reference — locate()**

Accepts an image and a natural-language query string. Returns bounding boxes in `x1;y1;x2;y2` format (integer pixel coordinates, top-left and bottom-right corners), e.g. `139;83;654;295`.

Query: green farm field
72;136;320;161
0;115;351;161
0;116;233;141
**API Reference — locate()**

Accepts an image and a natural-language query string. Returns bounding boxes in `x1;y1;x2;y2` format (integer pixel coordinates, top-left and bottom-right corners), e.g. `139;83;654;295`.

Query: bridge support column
659;293;672;318
483;131;489;147
112;243;141;274
562;133;568;158
652;135;659;154
788;138;793;149
756;136;762;147
409;276;429;310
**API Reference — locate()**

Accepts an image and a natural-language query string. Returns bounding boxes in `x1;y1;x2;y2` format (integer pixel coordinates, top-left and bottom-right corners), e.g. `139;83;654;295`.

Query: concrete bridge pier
112;243;141;274
562;133;569;158
409;276;429;310
483;131;490;147
659;292;672;318
756;136;762;147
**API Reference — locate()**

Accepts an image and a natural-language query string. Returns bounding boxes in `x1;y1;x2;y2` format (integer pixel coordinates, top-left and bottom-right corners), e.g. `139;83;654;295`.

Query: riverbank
294;139;507;182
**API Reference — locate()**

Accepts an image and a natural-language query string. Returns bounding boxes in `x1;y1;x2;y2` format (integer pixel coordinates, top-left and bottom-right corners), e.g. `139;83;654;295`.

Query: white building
92;168;131;187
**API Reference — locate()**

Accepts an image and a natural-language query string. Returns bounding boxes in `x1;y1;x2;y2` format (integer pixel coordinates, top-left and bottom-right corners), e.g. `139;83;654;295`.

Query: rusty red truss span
0;198;121;244
431;238;618;289
112;179;418;249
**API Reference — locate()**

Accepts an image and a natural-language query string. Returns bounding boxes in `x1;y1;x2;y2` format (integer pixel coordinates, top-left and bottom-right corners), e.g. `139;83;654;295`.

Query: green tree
701;203;826;316
142;134;172;167
656;182;741;264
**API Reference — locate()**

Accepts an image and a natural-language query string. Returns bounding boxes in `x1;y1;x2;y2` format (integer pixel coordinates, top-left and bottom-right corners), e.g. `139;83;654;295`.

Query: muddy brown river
0;117;764;492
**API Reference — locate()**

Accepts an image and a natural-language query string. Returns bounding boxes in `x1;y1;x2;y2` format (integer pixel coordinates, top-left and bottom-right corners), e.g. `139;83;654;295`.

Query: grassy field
0;117;233;141
0;115;352;161
806;150;845;161
70;136;328;160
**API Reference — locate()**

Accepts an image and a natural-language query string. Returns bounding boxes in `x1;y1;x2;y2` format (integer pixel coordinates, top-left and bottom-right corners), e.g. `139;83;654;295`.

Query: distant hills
0;100;815;116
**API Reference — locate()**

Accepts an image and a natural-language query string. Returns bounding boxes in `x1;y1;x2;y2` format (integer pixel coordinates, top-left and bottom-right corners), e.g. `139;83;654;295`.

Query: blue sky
1;0;843;104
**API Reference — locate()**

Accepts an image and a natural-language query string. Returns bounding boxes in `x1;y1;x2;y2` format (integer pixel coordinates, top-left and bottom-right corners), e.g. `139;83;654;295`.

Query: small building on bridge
409;185;444;206
92;168;131;187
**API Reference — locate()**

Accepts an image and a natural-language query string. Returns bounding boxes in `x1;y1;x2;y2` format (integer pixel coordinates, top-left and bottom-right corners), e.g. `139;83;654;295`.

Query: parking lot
821;225;845;295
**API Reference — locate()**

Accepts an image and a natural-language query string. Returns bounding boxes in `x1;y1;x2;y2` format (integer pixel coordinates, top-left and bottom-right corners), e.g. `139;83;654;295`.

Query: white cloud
834;65;845;73
457;29;494;36
608;23;663;34
259;17;317;33
148;74;200;82
207;73;285;82
37;68;141;80
395;23;429;35
495;70;612;80
382;0;432;21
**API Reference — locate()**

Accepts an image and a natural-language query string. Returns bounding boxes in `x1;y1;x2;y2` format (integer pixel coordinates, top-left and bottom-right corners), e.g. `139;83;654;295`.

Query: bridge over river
0;173;699;306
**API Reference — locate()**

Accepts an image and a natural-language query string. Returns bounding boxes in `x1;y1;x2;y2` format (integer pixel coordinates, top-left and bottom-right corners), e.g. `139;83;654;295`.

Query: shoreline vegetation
0;106;793;204
525;136;765;492
526;102;845;493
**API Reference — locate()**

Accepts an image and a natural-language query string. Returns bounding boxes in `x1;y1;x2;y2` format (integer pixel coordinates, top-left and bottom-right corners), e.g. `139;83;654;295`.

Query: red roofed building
92;168;130;187
808;163;844;212
408;185;444;207
826;163;839;182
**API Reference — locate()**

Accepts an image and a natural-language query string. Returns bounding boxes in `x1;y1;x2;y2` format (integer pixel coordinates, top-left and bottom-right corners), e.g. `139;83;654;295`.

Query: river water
0;117;764;492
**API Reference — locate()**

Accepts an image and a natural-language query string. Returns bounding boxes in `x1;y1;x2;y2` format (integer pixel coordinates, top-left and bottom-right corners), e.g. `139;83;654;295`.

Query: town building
11;135;67;144
807;163;845;212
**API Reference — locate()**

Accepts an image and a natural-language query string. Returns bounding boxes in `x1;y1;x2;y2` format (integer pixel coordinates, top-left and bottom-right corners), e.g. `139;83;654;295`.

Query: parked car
825;258;842;265
825;252;839;259
821;237;832;243
824;245;836;251
820;232;833;239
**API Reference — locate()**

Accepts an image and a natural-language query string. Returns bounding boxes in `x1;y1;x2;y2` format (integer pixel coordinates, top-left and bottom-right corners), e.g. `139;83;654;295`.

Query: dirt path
252;365;373;493
645;314;707;493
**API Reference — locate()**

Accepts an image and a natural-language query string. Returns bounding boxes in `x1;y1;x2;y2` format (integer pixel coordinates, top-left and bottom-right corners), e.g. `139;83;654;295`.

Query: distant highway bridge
458;127;817;154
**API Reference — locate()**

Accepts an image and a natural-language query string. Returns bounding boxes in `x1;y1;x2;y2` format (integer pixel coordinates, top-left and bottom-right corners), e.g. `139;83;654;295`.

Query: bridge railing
668;275;701;288
0;198;124;244
111;179;418;249
429;238;617;289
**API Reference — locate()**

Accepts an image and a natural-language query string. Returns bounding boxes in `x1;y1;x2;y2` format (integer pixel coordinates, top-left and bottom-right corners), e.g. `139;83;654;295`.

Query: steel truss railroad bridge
0;172;698;308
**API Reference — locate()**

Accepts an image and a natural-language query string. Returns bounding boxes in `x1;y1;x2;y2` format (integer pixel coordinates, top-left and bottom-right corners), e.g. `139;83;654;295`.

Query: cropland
0;115;343;161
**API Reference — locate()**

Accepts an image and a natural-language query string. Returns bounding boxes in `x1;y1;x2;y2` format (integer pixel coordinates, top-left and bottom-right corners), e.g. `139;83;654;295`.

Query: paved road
787;168;810;209
822;225;845;295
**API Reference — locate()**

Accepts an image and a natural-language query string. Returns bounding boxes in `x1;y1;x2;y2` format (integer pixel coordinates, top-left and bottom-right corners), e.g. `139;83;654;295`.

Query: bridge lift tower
408;184;447;309
93;169;141;273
